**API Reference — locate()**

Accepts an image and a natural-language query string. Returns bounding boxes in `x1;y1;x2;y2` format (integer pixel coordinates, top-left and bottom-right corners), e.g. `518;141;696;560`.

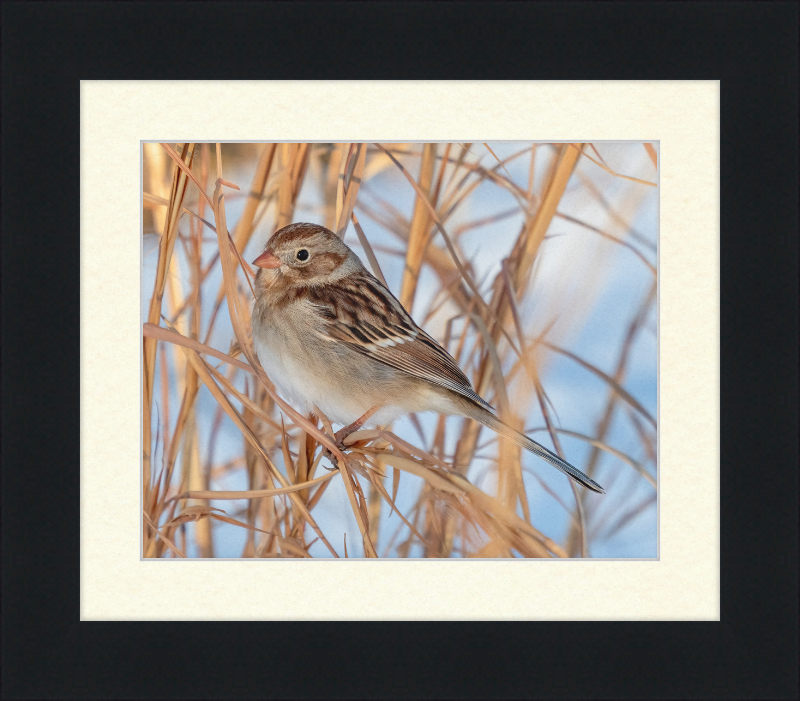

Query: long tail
467;406;605;494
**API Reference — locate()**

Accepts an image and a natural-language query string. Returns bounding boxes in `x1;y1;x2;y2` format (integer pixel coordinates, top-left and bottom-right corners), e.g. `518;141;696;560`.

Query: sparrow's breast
252;301;373;424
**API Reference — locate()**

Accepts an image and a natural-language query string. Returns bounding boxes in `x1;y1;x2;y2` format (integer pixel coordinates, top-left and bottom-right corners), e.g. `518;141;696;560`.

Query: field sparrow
251;223;604;493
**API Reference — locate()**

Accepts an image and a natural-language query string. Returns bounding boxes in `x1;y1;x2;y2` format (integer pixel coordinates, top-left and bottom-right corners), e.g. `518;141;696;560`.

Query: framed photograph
3;3;795;700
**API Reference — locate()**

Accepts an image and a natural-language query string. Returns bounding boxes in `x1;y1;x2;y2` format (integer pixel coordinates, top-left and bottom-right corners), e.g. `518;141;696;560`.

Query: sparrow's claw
320;444;345;470
320;406;379;470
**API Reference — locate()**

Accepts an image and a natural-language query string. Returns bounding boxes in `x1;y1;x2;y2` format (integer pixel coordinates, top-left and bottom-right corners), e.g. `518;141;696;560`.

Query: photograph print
142;141;658;559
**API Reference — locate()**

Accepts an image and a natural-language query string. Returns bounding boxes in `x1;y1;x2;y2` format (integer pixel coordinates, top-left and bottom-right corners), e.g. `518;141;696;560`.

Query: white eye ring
296;248;310;262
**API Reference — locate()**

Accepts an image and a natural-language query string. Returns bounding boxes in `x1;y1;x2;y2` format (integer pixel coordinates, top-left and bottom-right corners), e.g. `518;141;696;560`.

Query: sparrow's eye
296;249;310;262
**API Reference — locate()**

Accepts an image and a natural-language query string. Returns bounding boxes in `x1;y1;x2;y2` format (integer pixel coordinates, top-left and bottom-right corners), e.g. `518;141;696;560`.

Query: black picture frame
2;2;797;699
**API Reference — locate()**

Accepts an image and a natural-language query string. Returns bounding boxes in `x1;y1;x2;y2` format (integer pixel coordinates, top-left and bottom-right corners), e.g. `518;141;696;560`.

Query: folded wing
307;272;494;412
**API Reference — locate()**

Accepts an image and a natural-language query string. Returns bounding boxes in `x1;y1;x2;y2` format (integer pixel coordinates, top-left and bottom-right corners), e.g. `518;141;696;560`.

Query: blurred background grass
142;142;657;558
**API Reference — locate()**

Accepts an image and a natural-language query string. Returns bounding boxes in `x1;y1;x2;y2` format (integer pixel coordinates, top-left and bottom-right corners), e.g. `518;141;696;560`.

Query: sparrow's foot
320;445;340;470
319;406;381;470
333;406;381;447
320;435;348;470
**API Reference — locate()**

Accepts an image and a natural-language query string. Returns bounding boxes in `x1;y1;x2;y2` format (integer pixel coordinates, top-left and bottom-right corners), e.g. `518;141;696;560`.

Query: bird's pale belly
253;326;408;427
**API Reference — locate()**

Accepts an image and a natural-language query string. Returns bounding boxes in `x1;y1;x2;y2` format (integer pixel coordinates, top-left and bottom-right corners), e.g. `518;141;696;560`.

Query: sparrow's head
252;223;362;288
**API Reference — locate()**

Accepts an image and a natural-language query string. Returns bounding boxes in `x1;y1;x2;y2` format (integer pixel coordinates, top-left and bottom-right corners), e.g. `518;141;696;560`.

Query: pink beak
252;250;281;269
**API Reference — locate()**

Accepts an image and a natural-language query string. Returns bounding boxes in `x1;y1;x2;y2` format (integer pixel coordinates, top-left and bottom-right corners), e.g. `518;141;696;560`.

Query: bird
251;222;604;494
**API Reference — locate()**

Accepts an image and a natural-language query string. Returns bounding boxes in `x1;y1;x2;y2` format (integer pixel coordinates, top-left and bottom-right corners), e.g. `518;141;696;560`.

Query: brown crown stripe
268;222;335;247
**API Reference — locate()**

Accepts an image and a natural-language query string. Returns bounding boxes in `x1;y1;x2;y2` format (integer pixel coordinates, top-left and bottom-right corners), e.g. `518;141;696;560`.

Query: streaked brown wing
308;272;493;411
